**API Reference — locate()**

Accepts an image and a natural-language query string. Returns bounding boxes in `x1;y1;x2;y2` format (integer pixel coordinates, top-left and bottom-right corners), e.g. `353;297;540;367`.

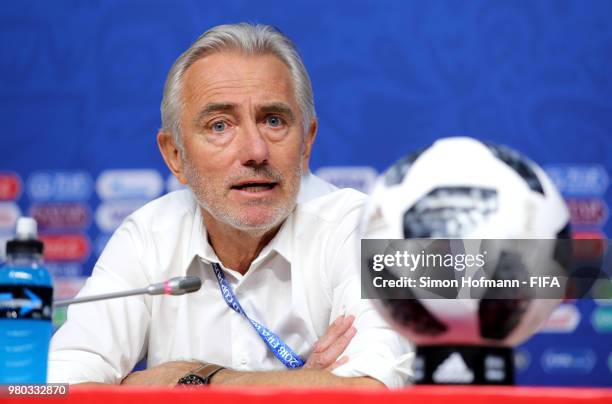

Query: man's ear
302;119;317;172
158;131;188;184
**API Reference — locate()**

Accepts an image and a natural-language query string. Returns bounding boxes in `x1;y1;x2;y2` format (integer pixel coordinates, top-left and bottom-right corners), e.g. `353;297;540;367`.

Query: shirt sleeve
47;218;151;384
325;203;414;388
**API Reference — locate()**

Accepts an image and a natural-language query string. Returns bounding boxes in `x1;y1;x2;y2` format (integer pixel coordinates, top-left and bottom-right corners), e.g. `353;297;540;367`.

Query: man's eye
211;121;227;132
266;116;284;127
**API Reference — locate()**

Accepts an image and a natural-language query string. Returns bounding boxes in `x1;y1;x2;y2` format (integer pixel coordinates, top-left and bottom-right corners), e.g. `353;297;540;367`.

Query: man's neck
202;211;282;275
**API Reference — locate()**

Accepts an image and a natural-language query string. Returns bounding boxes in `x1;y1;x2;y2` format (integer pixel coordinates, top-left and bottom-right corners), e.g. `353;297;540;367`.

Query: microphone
146;276;201;295
53;276;202;308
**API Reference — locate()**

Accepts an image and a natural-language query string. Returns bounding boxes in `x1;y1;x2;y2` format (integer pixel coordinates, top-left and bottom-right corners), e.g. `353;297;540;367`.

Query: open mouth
230;182;278;193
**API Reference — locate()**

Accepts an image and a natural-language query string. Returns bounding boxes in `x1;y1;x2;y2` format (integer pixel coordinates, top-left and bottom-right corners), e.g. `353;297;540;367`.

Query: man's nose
238;122;270;166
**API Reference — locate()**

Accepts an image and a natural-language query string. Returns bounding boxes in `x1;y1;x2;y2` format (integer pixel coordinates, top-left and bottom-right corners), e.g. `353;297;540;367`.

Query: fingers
305;315;357;370
313;324;356;368
326;355;349;371
313;315;355;353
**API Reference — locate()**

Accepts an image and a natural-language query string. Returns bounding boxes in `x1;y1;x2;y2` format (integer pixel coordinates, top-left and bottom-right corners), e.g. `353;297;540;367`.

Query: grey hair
160;23;316;150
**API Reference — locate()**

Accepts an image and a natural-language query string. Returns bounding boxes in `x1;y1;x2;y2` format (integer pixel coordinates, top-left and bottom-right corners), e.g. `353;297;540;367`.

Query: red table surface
3;386;612;404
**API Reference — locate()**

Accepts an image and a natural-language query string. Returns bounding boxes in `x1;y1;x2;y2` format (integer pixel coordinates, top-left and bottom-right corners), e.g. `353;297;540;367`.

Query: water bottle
0;217;53;384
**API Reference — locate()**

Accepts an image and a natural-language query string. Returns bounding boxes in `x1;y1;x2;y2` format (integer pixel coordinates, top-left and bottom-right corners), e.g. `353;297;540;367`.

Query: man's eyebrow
194;103;236;126
259;103;296;123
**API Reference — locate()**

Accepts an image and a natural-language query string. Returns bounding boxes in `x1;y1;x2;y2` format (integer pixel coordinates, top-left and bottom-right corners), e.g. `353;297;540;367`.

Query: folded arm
117;314;384;388
116;361;384;388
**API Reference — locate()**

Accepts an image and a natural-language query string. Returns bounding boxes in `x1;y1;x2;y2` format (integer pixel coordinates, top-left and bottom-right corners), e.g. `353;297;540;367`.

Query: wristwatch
176;363;226;385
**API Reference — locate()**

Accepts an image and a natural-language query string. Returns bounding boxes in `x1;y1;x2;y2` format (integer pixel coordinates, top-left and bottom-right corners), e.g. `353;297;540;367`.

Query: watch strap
177;363;226;385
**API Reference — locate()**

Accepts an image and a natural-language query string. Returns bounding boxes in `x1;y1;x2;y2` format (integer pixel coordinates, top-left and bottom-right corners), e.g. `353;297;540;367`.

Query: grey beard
183;159;302;235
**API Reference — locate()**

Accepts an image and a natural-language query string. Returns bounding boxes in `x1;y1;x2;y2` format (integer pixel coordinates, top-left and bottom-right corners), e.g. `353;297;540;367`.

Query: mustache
225;166;285;187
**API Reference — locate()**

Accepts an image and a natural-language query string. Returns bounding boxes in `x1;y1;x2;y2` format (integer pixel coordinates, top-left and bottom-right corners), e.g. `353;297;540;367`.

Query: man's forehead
182;51;294;93
181;51;299;116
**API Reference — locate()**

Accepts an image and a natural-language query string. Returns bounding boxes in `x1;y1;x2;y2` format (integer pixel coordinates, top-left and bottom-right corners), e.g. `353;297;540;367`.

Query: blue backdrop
0;0;610;387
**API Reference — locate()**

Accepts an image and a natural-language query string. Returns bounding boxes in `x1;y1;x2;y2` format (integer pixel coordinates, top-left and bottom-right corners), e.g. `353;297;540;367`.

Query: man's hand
121;361;201;386
305;314;356;371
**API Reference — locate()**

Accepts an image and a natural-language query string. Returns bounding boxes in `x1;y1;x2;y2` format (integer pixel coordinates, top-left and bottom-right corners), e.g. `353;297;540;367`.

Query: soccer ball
361;137;571;347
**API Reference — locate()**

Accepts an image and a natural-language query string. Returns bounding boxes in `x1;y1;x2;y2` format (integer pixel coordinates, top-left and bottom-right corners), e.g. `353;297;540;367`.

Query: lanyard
211;262;305;369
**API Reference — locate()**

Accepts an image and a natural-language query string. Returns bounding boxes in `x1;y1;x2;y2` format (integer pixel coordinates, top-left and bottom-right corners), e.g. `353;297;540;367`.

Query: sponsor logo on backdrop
52;277;88;330
545;165;608;196
45;263;86;278
567;198;608;226
541;348;596;374
166;174;186;193
0;202;21;231
96;170;163;200
514;348;531;372
541;304;581;333
95;200;148;233
591;307;612;333
39;234;90;262
315;166;378;194
0;172;22;201
27;171;93;202
573;231;605;239
53;277;87;299
30;203;90;231
572;231;606;260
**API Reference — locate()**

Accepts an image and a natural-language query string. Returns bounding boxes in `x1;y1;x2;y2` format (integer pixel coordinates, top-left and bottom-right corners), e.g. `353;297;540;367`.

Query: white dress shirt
297;171;338;203
48;181;412;387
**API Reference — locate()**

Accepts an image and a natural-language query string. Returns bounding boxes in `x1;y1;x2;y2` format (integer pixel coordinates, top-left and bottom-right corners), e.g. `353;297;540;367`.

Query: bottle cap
15;217;38;240
6;217;44;257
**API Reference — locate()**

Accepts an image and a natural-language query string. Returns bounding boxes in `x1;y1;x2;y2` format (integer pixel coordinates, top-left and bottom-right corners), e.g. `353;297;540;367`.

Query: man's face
175;52;314;233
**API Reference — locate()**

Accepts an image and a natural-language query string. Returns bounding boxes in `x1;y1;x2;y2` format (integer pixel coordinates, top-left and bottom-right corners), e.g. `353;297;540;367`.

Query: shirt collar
253;211;294;266
186;202;219;265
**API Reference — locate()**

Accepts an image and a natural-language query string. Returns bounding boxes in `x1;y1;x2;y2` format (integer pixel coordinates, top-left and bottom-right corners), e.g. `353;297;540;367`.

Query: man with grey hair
48;23;411;387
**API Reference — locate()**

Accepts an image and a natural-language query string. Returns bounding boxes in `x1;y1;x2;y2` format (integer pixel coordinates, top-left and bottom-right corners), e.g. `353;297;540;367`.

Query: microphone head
150;276;201;296
173;276;202;294
146;276;202;296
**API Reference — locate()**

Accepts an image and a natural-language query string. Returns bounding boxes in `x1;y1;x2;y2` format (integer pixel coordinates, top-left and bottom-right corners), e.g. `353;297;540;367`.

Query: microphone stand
53;276;201;308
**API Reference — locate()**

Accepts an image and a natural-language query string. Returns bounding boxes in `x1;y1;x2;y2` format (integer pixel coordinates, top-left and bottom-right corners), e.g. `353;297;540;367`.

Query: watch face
177;374;206;385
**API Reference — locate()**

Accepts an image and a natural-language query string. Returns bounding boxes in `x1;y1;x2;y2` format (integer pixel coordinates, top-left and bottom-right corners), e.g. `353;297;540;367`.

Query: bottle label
0;286;53;321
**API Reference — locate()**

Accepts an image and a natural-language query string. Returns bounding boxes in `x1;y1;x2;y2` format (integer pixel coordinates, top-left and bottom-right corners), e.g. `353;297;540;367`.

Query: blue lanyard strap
211;262;305;369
